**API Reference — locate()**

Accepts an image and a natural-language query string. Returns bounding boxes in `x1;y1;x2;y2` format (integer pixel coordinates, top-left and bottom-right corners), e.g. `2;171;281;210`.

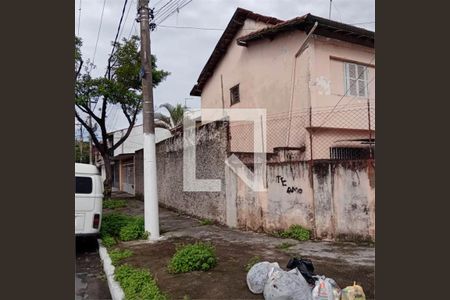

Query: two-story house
190;8;375;160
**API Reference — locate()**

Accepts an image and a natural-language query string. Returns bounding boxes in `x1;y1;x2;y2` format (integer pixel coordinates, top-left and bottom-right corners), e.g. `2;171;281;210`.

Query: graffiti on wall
275;175;303;194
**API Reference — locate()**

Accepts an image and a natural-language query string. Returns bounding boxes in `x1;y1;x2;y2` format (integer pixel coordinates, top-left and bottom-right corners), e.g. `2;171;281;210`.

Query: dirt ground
108;197;375;299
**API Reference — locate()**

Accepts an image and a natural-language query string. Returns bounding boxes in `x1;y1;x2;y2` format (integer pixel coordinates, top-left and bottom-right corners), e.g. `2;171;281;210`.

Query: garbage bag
263;268;313;300
341;282;366;300
246;261;282;294
286;257;316;285
311;275;341;300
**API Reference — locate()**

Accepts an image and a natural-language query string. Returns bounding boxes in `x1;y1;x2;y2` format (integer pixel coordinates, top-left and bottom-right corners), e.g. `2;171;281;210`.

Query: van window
76;176;93;194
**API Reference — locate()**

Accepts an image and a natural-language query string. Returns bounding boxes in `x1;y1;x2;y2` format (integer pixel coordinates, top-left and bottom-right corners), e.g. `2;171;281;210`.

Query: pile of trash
246;257;366;300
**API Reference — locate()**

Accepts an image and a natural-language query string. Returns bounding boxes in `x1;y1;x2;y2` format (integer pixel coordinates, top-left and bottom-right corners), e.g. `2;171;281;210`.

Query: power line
77;0;82;36
154;0;174;14
118;0;135;41
153;0;180;23
154;0;192;25
105;0;129;78
92;0;107;65
157;24;223;31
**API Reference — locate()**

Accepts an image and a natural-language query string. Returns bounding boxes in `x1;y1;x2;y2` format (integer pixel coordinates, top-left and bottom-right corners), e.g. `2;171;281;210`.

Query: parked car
75;163;103;237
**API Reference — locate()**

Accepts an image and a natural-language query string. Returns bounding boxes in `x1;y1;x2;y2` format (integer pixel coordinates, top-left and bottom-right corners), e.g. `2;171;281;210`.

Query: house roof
189;8;283;96
190;10;374;97
236;13;374;48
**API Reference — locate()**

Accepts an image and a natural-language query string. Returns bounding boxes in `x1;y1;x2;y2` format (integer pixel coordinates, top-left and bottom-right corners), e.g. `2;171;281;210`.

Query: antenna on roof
329;0;332;19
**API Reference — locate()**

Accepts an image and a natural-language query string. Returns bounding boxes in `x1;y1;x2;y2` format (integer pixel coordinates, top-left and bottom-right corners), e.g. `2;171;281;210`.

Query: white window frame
344;62;369;98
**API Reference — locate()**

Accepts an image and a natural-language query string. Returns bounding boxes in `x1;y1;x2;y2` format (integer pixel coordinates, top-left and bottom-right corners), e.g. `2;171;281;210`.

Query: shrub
109;249;133;266
244;256;261;272
119;217;146;241
103;199;127;209
101;213;148;242
100;213;133;238
279;225;311;241
168;242;217;274
115;264;166;300
102;235;117;248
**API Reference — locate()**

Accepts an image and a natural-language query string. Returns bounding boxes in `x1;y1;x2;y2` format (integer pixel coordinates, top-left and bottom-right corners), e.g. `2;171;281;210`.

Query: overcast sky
75;0;374;132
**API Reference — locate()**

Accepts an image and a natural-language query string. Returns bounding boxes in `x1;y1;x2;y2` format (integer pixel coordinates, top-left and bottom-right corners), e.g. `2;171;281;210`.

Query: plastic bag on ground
311;275;341;300
263;268;313;300
286;257;316;286
246;261;282;294
341;282;366;300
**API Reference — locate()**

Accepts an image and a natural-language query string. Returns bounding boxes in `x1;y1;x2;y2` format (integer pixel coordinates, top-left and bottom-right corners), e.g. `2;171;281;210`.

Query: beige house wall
200;20;375;156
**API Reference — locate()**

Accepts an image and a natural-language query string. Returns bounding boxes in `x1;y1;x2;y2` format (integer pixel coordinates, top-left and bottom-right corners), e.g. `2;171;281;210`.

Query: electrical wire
118;0;135;41
105;0;129;78
92;0;107;65
77;0;82;36
160;0;192;24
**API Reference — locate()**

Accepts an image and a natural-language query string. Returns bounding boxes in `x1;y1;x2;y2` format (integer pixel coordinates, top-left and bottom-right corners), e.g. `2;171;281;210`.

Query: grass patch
103;199;127;209
276;242;295;250
244;256;261;272
168;242;217;274
109;249;133;266
100;213;148;242
115;264;167;300
101;235;118;248
278;225;311;241
199;218;214;226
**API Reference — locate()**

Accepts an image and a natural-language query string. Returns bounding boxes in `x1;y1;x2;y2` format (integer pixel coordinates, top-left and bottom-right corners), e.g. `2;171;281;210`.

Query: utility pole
138;0;160;240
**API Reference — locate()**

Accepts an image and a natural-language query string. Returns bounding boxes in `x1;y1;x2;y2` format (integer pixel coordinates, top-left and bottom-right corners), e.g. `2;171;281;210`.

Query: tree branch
111;99;142;152
75;109;103;155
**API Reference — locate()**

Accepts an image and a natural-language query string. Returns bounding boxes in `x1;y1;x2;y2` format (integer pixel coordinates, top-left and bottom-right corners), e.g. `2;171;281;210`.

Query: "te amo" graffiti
275;175;303;194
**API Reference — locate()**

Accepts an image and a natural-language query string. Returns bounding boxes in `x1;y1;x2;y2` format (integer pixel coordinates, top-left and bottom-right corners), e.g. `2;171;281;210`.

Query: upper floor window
230;84;240;105
344;63;368;98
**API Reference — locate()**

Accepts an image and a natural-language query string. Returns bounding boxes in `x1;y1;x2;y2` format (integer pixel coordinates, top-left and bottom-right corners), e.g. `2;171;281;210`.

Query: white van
75;163;103;236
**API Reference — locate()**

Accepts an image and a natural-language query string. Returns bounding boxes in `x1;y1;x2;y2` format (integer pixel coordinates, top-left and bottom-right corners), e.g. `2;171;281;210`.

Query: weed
199;219;214;226
119;217;146;241
101;213;147;242
168;242;217;274
109;249;133;266
276;242;295;250
115;264;167;300
103;199;127;209
244;256;261;272
101;235;117;248
278;225;311;241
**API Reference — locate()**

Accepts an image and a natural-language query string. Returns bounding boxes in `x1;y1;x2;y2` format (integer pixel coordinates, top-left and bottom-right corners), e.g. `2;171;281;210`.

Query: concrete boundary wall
138;120;375;242
228;158;375;241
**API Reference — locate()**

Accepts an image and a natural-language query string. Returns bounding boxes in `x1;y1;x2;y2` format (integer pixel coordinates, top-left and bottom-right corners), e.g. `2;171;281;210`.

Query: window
75;176;93;194
344;63;368;97
330;147;372;160
230;84;240;105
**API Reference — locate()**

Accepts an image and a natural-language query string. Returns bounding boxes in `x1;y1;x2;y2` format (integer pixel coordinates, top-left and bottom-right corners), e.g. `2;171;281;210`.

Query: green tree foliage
74;36;169;196
154;103;187;132
74;140;90;163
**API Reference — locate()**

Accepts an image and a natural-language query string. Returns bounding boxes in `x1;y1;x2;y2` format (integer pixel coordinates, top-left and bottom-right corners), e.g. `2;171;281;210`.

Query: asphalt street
75;237;111;300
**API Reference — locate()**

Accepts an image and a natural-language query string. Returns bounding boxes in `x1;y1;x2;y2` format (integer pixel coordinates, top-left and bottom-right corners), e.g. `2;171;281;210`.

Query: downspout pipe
286;22;318;146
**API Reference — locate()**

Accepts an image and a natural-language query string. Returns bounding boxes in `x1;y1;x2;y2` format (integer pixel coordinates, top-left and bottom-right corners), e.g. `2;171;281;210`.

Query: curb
97;239;125;300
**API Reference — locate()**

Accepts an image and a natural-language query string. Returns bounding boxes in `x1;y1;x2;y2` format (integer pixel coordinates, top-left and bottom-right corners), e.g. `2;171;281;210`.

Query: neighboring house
98;125;172;195
190;8;375;159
